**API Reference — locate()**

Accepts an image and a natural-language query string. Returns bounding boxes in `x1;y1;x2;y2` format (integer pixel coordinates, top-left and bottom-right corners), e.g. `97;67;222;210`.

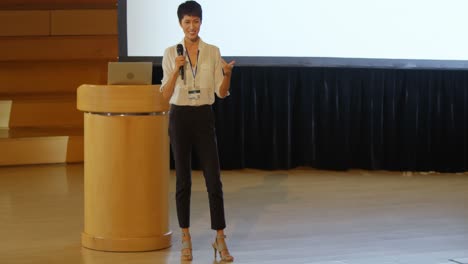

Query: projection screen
119;0;468;69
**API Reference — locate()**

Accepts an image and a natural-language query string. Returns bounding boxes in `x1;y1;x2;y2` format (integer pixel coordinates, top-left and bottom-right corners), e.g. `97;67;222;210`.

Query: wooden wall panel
0;61;109;94
0;0;118;166
0;11;50;36
0;35;118;61
51;9;117;35
0;0;116;10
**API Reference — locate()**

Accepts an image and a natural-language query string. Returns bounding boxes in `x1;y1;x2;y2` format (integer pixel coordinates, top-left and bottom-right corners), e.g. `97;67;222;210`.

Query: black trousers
168;104;226;230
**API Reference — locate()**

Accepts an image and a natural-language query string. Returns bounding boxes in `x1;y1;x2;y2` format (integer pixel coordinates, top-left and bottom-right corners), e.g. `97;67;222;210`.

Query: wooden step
0;10;50;36
1;93;83;128
0;100;12;128
0;35;118;61
0;60;110;94
0;127;83;166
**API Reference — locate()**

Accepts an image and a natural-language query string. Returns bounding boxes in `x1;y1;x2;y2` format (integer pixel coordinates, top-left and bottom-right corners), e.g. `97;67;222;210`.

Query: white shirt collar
179;37;206;50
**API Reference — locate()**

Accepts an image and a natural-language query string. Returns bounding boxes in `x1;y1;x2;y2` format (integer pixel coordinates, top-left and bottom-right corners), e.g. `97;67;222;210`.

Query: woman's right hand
175;55;186;70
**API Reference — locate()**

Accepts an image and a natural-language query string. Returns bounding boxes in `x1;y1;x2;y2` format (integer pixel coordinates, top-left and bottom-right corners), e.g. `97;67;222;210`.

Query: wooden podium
77;84;172;251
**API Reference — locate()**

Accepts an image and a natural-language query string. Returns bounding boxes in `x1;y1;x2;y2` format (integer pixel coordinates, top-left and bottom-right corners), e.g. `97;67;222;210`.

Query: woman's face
180;15;201;42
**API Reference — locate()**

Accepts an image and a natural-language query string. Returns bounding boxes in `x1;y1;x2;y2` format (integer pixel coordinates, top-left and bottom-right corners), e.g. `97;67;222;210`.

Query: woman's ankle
216;229;226;238
181;228;191;241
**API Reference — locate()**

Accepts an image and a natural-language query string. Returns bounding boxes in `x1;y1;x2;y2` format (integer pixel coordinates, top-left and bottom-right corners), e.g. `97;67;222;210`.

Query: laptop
107;62;153;85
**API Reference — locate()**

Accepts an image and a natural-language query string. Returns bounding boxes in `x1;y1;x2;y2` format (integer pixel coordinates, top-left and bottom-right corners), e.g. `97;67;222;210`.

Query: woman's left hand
222;59;235;75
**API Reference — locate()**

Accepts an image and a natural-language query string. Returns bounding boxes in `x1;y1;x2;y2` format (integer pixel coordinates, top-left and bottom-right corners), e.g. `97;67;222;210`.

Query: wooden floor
1;164;468;264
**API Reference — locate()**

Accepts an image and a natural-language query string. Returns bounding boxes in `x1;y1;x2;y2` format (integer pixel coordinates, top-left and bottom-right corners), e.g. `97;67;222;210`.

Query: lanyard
186;49;199;80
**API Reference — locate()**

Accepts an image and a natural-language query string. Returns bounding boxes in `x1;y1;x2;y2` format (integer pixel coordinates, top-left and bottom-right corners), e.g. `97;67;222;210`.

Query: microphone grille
176;44;184;55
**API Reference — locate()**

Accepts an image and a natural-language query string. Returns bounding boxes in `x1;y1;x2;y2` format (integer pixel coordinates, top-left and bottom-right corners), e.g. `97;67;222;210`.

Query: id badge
188;85;201;100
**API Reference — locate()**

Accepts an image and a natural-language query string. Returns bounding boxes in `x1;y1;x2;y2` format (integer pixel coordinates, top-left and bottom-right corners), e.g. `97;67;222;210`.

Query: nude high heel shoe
212;235;234;262
181;233;193;261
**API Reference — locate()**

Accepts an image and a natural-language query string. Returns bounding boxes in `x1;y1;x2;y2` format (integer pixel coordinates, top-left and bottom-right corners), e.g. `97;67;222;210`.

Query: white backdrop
125;0;468;65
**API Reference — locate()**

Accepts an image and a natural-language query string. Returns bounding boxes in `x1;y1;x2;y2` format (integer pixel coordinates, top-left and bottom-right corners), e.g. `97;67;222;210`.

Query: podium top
77;84;169;114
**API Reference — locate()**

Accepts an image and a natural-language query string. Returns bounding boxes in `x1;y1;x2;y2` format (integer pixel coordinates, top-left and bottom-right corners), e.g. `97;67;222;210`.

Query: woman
160;1;235;262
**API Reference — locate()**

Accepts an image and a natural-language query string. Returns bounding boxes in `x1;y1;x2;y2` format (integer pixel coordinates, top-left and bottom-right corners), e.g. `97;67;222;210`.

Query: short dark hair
177;1;202;22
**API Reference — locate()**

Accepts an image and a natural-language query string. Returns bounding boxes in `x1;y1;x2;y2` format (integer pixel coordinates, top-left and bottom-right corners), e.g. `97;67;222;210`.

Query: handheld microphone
176;44;184;80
